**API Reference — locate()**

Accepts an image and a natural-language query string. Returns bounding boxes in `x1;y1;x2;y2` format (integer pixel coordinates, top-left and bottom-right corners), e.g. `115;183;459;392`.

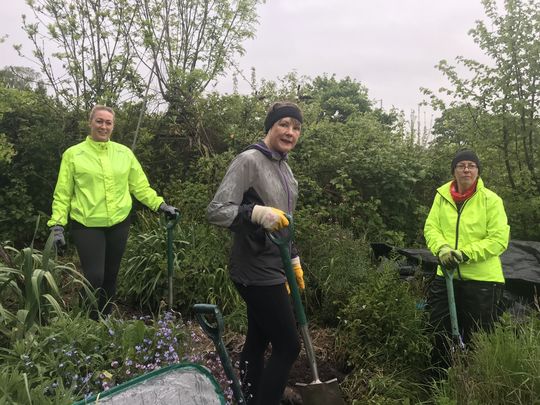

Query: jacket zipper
455;201;467;279
278;160;292;213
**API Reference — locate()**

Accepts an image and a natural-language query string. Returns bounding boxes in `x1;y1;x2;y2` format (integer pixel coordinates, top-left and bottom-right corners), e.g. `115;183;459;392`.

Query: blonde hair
89;105;115;122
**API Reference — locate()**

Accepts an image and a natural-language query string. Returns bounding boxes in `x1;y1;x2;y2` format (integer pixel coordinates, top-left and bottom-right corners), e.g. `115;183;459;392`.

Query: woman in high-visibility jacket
48;105;177;318
424;149;510;369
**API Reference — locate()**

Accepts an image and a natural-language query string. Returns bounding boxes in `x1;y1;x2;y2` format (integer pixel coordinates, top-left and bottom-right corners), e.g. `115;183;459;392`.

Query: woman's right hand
250;205;289;231
51;225;66;249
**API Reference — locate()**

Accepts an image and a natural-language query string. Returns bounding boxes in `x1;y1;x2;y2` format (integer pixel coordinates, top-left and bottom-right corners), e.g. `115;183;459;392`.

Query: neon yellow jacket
424;178;510;282
48;136;164;227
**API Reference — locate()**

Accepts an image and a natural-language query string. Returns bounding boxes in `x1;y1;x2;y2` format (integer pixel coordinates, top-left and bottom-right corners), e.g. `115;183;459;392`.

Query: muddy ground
223;327;347;404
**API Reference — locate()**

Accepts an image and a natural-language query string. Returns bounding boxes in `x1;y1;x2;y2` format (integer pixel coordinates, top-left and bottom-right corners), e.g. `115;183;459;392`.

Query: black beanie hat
264;104;303;133
451;149;481;174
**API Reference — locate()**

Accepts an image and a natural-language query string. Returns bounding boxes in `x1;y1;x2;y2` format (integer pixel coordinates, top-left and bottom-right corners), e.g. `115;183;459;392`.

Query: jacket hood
245;140;287;161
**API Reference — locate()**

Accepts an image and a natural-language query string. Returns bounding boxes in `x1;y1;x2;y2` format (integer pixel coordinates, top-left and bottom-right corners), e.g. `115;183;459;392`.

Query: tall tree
21;0;141;110
133;0;261;155
425;0;540;194
20;0;260;111
135;0;260;103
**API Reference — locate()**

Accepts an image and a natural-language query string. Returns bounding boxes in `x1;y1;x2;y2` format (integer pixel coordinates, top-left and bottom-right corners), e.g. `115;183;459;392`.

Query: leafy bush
294;212;372;327
0;368;73;405
117;212;244;323
336;261;431;373
0;85;77;244
0;231;94;338
432;314;540;404
0;310;235;403
341;367;430;405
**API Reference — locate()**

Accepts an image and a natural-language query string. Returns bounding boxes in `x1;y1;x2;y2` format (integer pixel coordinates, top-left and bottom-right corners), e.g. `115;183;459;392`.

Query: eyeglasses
455;163;478;170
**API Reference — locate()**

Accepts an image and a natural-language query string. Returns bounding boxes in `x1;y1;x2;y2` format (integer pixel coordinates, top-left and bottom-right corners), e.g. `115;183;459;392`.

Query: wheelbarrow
73;362;226;404
268;215;346;405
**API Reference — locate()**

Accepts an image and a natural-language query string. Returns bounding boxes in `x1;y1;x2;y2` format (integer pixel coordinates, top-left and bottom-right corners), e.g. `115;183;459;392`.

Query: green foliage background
1;0;540;403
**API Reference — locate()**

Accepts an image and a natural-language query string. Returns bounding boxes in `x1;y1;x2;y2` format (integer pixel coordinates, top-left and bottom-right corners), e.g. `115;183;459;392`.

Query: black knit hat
264;103;303;133
451;149;481;174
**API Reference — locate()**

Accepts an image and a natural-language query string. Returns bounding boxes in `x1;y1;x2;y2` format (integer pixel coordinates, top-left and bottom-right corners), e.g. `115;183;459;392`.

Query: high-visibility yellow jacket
424;178;510;282
48;136;164;227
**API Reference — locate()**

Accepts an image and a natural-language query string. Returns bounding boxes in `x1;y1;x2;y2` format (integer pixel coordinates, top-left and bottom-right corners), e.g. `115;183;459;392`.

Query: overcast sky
1;0;492;117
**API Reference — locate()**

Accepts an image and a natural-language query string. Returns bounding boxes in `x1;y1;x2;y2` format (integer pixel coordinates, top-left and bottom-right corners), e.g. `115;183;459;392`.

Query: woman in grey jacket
207;101;304;405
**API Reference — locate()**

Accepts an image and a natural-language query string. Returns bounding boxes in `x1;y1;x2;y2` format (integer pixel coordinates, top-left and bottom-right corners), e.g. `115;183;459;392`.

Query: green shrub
341;367;430;404
0;368;73;405
0;231;94;339
432;314;540;405
117;212;244;322
0;311;206;403
336;261;431;373
294;211;372;327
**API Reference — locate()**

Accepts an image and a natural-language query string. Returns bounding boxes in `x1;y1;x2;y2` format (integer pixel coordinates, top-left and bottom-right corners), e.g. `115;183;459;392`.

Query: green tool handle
193;304;245;404
163;212;180;309
267;216;320;382
440;265;465;349
266;217;307;327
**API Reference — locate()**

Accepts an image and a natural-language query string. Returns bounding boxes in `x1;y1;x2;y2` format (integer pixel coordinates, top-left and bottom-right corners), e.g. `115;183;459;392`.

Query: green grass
433;314;540;405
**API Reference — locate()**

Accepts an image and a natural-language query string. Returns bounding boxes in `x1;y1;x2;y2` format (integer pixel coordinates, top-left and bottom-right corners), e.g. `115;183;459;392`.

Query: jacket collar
85;135;110;151
438;177;484;202
245;140;287;161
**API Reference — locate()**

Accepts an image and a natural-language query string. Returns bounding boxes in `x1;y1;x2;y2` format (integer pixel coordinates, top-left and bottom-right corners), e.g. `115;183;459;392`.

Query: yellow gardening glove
285;256;305;294
251;205;289;231
438;245;462;268
291;256;305;290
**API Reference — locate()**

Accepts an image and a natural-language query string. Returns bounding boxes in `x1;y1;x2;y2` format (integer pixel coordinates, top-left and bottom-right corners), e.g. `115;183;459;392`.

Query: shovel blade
296;379;346;405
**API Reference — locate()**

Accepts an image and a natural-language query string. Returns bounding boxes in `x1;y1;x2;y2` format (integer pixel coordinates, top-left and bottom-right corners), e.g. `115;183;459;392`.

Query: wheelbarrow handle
193;304;246;404
193;303;224;343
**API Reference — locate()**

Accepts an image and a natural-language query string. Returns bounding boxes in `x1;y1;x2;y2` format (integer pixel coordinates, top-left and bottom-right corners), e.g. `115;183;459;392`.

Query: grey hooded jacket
206;142;298;286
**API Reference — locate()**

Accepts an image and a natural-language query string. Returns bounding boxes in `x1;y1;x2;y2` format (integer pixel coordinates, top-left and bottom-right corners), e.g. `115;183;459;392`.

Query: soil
223;326;347;405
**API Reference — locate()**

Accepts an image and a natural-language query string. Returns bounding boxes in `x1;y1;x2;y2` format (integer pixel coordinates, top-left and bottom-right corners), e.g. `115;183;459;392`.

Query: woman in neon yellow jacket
424;149;510;368
48;105;177;318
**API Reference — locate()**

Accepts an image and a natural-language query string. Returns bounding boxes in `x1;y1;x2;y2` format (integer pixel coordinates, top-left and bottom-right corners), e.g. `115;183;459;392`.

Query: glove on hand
286;256;305;294
291;256;305;290
438;245;462;268
451;249;464;264
251;205;289;231
160;202;179;220
51;225;66;250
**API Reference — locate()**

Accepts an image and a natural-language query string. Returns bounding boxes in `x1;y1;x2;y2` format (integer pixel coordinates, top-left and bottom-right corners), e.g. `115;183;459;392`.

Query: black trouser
71;217;130;318
427;276;504;368
235;283;301;405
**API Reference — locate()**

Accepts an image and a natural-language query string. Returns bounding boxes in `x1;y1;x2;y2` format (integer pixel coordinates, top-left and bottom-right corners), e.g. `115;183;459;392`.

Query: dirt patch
223;326;347;404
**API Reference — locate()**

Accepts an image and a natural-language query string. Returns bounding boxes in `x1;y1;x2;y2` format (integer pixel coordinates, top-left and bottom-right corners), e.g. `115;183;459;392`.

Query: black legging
71;217;130;317
235;283;301;405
